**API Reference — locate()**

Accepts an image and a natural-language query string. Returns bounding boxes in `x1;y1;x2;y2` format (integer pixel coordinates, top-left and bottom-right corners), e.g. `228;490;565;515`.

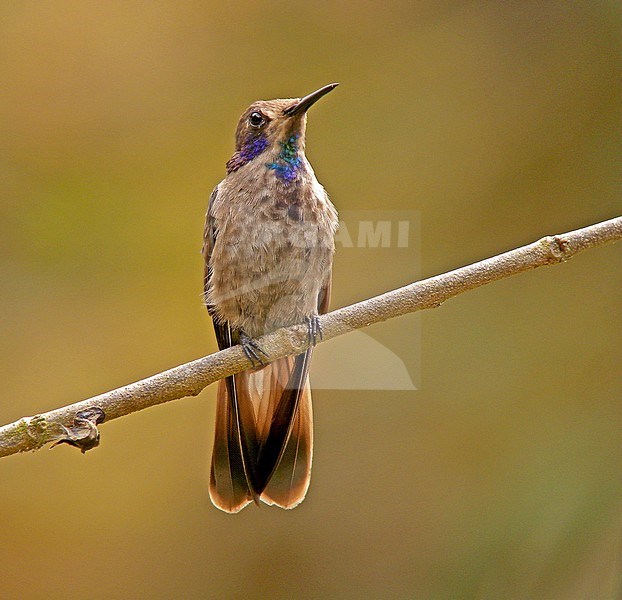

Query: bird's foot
240;331;269;368
305;315;323;346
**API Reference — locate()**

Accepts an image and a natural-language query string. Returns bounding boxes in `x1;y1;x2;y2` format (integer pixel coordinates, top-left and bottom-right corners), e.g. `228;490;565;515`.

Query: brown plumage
202;84;338;512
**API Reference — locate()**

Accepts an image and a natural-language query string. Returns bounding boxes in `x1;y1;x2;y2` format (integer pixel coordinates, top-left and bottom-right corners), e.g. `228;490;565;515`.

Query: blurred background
1;2;620;598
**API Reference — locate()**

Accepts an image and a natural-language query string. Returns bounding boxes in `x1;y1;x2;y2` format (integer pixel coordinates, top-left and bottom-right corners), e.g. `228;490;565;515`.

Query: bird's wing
318;271;332;315
204;186;257;512
259;275;332;508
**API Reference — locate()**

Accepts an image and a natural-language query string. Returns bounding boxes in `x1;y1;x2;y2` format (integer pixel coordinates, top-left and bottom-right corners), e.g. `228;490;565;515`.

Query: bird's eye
248;111;265;128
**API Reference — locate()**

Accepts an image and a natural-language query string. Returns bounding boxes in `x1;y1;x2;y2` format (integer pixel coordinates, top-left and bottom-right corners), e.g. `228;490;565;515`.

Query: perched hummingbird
203;83;339;512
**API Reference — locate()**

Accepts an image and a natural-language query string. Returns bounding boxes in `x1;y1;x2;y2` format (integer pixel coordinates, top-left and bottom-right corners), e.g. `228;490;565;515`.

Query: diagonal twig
0;216;620;459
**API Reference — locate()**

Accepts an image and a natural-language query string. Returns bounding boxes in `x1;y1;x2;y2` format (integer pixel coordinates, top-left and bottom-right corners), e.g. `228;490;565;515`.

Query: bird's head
226;83;338;178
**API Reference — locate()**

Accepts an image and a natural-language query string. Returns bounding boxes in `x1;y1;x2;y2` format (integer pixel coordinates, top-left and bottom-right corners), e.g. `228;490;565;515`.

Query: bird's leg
304;315;323;346
239;330;269;368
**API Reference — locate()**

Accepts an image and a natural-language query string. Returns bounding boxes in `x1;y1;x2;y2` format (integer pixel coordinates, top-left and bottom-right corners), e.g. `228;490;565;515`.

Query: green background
1;2;620;598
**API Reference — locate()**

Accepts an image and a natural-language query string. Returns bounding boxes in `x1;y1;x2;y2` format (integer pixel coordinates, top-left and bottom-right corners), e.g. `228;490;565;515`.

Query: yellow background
1;2;620;598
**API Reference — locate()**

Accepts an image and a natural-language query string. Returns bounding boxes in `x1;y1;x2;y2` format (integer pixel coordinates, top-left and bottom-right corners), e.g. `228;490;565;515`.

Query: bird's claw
305;315;323;346
240;331;269;368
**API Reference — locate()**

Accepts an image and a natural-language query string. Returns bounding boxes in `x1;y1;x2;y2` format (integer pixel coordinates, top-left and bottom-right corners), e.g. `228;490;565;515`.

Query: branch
1;216;620;459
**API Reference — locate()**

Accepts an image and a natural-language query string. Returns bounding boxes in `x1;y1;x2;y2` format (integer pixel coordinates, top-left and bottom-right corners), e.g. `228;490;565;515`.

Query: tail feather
254;351;311;493
209;378;253;513
209;351;313;512
261;379;313;508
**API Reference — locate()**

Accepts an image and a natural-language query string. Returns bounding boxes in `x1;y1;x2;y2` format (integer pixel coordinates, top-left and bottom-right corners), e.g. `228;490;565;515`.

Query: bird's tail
209;351;313;513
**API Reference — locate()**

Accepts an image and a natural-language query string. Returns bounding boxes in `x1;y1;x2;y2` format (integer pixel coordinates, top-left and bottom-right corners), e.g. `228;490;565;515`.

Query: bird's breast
207;169;338;336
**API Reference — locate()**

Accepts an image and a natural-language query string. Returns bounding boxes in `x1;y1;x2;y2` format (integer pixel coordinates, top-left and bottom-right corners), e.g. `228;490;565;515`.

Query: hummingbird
202;83;339;512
